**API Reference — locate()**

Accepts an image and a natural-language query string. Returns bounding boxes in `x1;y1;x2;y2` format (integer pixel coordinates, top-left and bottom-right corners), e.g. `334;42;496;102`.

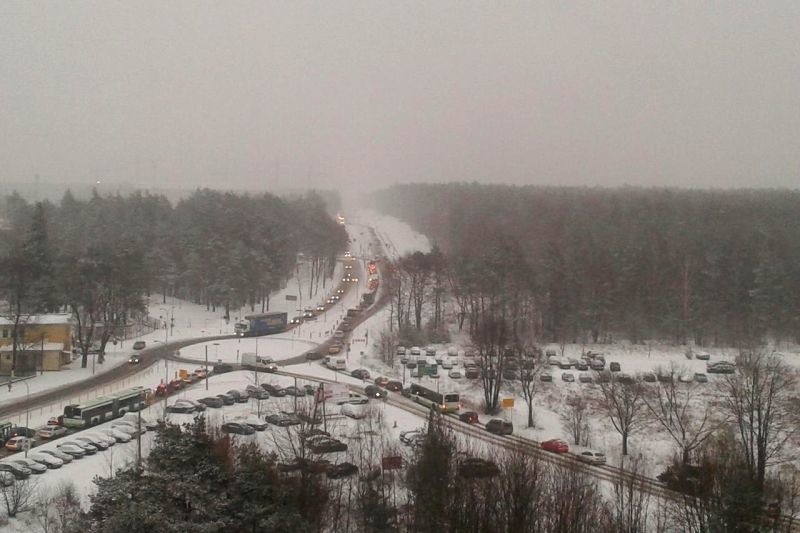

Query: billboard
316;382;349;403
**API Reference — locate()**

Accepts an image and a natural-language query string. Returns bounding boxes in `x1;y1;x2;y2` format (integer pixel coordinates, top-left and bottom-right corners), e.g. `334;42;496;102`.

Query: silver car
29;453;64;469
39;449;73;463
56;443;86;458
10;458;47;474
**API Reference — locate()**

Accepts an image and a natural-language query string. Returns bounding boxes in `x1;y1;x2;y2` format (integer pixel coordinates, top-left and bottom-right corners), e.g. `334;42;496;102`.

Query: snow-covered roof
0;342;67;352
0;313;73;326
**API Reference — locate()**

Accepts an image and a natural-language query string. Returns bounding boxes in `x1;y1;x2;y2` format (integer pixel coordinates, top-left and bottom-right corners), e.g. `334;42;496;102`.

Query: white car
99;428;132;443
121;413;158;431
10;457;48;474
111;422;145;436
574;448;607;465
74;435;110;450
335;392;369;405
29;453;64;469
448;369;463;379
441;358;455;370
87;433;116;447
341;403;368;419
38;449;73;463
61;440;97;454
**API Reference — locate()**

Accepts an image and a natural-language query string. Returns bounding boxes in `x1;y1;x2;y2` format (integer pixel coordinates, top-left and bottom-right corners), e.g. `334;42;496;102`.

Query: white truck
241;352;278;372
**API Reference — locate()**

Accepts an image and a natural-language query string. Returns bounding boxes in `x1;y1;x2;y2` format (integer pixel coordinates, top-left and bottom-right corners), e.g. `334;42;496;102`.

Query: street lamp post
205;345;209;390
160;308;168;344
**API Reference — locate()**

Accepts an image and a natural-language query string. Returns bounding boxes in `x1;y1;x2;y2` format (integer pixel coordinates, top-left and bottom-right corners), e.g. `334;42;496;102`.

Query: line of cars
0;413;156;483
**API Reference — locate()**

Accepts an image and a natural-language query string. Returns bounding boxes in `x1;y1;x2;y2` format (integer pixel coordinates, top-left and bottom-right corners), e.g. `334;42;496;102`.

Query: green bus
62;386;147;428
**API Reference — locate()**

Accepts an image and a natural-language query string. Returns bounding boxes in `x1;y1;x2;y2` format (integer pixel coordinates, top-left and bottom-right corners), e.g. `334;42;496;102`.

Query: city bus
407;383;460;413
62;386;148;428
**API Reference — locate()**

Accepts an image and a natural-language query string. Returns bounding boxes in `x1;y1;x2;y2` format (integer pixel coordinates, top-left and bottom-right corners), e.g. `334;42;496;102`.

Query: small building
0;314;74;373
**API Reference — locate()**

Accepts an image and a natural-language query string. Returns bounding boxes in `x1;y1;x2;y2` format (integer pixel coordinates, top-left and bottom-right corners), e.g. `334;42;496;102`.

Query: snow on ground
350;209;431;259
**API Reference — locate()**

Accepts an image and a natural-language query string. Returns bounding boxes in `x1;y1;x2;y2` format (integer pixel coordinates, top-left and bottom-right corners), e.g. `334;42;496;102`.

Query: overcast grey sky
1;2;798;193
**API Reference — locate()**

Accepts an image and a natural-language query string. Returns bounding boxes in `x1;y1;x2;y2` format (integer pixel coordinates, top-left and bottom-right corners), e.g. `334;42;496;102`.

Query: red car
540;439;569;454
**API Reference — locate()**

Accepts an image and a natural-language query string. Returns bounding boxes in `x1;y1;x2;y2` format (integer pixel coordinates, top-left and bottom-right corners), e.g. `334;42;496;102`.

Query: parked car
578;373;593;383
341;403;368;419
557;359;572;370
166;402;195;414
459;411;479;424
590;359;605;370
74;435;109;451
132;341;146;350
29;453;64;469
642;372;657;383
540;372;553;382
695;352;711;361
128;355;141;364
364;385;386;399
305;436;348;454
385;380;403;392
464;366;480;379
55;443;86;458
657;373;674;383
485;419;513;435
596;371;612;383
327;462;358;479
198;396;224;408
227;390;250;403
10;457;47;474
351;369;371;380
0;472;14;486
575;360;589;371
265;413;301;427
221;422;255;435
609;362;621;372
4;436;33;452
216;393;236;406
448;369;463;379
283;386;306;397
694;372;708;383
121;412;158;431
246;385;270;399
99;428;132;443
678;375;693;384
618;373;634;384
561;373;575;383
541;439;569;454
304;384;316;395
574;447;606;465
0;461;31;479
707;361;735;374
177;399;207;412
239;418;269;431
261;383;287;397
36;425;67;439
110;422;145;437
37;449;73;463
61;440;96;455
399;429;425;447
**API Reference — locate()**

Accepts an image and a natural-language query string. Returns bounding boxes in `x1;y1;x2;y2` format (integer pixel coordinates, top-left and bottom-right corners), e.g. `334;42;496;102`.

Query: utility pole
205;345;209;390
137;390;143;471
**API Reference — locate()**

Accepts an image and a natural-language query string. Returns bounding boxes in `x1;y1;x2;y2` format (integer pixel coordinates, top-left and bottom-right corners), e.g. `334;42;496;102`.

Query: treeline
0;188;346;368
372;184;800;347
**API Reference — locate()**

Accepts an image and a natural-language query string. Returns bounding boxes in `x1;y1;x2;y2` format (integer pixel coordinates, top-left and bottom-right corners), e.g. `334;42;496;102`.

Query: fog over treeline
372;184;800;347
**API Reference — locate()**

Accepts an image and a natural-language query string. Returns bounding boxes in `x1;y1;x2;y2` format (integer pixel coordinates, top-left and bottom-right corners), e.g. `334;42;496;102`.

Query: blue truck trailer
235;312;288;337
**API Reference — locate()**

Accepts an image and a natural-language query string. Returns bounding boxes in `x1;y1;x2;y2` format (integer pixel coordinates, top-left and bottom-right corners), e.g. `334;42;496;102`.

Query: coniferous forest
372;184;800;347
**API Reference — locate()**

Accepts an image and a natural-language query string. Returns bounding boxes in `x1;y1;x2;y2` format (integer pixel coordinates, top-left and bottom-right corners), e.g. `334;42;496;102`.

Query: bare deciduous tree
720;350;798;489
644;363;721;466
597;375;646;457
561;394;592;446
1;476;36;518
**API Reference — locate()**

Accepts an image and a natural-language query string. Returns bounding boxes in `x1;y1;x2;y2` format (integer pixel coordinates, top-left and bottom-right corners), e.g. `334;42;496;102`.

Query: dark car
198;396;224;408
364;385;386;399
385;380;403;392
459;411;479;424
290;316;303;325
214;363;233;374
351;369;370;380
261;383;287;397
246;385;270;399
374;376;390;387
278;458;331;474
132;341;146;350
241;418;269;431
0;462;31;480
284;386;306;397
128;355;141;364
221;422;255;435
303;384;316;395
8;426;36;439
166;403;195;414
266;413;301;427
485;419;513;436
216;394;236;406
305;351;324;360
642;373;657;383
327;462;358;479
458;458;500;479
227;390;250;403
306;436;348;454
609;362;621;372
